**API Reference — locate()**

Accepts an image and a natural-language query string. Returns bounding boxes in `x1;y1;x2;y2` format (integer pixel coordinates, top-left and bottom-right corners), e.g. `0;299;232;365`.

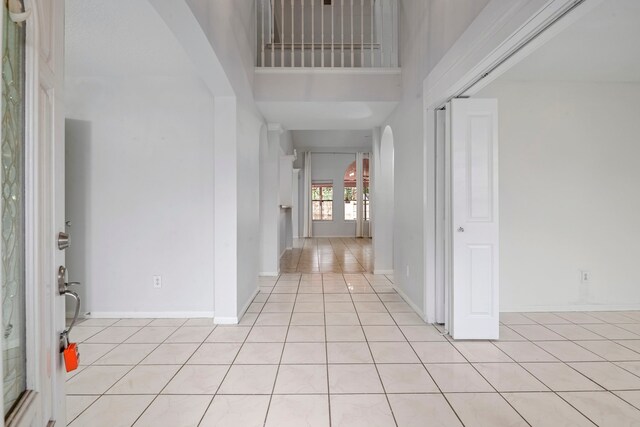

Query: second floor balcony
257;0;398;69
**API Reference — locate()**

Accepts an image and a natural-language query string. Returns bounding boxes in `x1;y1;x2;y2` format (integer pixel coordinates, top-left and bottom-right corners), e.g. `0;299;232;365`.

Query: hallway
66;271;640;426
280;238;373;273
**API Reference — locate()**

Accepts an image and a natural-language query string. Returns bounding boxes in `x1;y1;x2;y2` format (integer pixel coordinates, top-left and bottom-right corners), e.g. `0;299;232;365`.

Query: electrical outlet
580;271;591;284
153;275;162;289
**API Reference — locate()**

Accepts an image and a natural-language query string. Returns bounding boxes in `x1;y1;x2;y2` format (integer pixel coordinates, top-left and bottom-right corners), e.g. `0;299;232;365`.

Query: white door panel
34;0;66;424
450;98;499;340
435;109;446;325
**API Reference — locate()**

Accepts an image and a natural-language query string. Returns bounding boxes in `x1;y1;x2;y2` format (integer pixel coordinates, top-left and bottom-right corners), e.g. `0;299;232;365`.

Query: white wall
184;0;268;318
260;128;294;275
381;0;490;313
279;132;295;257
186;0;256;102
477;80;640;311
65;76;215;316
235;104;264;313
65;119;91;316
259;126;277;274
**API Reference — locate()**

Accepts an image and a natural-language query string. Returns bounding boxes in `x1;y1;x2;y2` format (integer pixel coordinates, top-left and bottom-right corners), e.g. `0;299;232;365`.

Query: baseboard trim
89;311;214;319
238;288;260;319
310;235;359;238
388;282;426;320
373;269;394;275
259;272;280;277
501;304;640;313
213;288;260;325
213;316;239;324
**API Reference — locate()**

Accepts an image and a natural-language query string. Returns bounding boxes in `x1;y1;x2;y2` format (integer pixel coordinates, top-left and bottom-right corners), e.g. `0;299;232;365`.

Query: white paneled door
449;98;499;340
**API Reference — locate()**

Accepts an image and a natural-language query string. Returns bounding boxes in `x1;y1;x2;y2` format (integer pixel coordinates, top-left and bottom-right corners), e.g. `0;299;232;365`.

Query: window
344;186;357;221
343;158;370;221
312;183;333;220
2;1;27;415
363;158;370;221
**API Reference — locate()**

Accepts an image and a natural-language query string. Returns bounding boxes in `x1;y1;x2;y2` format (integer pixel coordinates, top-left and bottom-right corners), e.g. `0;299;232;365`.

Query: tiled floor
66;273;640;426
280;238;372;273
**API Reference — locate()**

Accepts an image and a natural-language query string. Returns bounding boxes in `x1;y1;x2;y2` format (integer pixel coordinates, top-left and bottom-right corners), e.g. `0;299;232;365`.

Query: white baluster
272;0;276;66
291;0;294;67
392;0;396;67
350;0;354;67
331;0;334;67
261;0;265;66
281;0;285;66
380;0;384;67
302;0;305;67
341;0;344;67
370;0;373;67
311;0;315;67
360;0;364;67
321;0;325;67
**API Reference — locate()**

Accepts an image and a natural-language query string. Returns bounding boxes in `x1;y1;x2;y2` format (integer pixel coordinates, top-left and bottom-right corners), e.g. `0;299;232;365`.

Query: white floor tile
133;395;211;427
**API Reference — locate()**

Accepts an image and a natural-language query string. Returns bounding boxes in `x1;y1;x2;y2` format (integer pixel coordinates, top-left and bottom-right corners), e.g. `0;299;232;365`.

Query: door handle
62;290;81;340
58;266;82;349
58;266;82;294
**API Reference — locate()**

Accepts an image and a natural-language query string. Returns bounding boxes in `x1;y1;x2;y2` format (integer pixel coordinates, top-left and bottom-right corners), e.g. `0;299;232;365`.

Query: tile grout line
123;319;198;426
489;323;638;425
349;272;399;427
322;273;333;427
195;277;272;427
67;319;179;424
261;273;300;427
492;318;630;425
369;270;467;427
71;319;192;426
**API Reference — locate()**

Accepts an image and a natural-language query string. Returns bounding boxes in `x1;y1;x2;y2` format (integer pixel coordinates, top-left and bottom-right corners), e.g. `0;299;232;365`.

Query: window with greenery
344;186;357;220
343;158;370;221
312;183;333;220
363;184;370;221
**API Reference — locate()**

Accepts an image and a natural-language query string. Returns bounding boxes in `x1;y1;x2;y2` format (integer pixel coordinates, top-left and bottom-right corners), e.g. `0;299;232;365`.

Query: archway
373;126;395;273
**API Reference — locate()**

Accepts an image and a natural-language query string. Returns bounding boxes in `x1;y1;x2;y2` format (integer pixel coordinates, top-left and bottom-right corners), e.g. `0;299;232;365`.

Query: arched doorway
374;126;395;273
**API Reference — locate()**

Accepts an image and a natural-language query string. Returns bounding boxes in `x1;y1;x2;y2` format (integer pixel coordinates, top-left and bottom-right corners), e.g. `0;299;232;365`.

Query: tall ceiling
499;0;640;83
65;0;197;78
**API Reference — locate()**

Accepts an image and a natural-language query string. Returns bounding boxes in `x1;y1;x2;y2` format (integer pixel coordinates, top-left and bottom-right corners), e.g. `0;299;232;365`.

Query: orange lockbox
63;343;80;372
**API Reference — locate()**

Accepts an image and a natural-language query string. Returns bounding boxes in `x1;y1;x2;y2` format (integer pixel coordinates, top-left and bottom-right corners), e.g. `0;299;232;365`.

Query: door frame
422;0;600;324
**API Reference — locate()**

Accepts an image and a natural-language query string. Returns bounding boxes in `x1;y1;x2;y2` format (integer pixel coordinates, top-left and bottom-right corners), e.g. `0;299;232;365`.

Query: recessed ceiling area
258;102;398;130
292;130;372;151
65;0;197;78
498;0;640;83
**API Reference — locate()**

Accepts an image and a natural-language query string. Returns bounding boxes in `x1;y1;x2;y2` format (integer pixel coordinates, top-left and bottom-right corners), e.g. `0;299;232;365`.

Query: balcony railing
257;0;398;68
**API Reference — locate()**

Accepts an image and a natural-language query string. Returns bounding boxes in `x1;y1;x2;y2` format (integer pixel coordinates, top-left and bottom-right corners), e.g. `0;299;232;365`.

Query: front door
2;0;65;425
35;0;67;423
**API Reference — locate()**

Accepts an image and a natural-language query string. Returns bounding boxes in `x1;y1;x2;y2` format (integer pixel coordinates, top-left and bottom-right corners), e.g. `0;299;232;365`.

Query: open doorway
372;125;394;275
471;0;640;313
280;129;374;274
430;0;640;339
